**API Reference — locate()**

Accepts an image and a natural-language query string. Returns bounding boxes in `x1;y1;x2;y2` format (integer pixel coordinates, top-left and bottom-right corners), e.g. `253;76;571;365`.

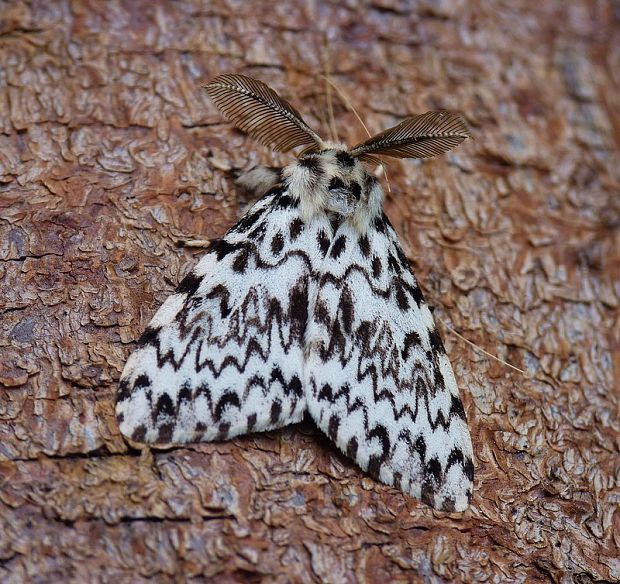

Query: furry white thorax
281;149;384;232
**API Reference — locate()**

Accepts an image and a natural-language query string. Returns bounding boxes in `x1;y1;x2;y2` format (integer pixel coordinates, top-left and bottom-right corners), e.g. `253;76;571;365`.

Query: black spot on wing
313;299;331;327
428;327;446;354
328;414;340;441
247;221;267;241
446;447;463;470
339;287;355;334
157;423;174;443
432;361;446;391
330;235;347;260
374;215;387;234
271;232;285;255
350;181;361;200
274;193;298;210
371;257;382;279
287;375;303;398
395;245;410;269
137;326;162;348
289;218;304;240
358;234;370;257
395;282;409;310
134;374;151;390
415;435;426;461
232;247;250;273
420;481;435;508
450;394;467;421
411;285;425;307
464;456;474;481
317;383;333;401
425;457;442;484
367;424;390;477
177;271;202;297
206;284;231;318
445;449;474;482
288;281;308;339
388;253;401;274
392;471;403;491
131;425;147;442
178;384;192;405
270;400;282;424
402;331;422;361
154;393;175;422
347;436;358;460
233;207;266;234
209;238;242;261
117;378;131;402
215;392;241;419
216;421;231;440
355;320;372;349
441;498;456;512
265;184;286;197
317;230;330;256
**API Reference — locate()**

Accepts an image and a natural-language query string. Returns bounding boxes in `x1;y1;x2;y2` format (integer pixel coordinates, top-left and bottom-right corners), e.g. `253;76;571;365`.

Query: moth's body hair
235;166;282;198
281;149;383;232
116;73;474;512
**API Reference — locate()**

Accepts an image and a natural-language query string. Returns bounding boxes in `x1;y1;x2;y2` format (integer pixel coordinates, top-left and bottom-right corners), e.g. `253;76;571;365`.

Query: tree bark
0;1;618;582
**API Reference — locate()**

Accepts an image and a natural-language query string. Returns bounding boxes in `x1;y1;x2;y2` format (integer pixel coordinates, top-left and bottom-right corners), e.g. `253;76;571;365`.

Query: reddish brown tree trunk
1;1;618;582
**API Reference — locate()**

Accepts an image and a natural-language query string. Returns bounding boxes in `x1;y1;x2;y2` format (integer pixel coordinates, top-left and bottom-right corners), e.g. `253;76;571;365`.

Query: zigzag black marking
136;366;305;432
315;308;441;402
314;377;472;489
136;277;312;378
312;370;466;434
317;261;423;309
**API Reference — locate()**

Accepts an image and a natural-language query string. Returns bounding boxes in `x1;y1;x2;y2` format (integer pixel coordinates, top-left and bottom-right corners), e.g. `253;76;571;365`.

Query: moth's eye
329;177;346;190
350;181;362;200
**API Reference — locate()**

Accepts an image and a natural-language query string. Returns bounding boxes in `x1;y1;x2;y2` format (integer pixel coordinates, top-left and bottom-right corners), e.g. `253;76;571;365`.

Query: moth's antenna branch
321;75;392;193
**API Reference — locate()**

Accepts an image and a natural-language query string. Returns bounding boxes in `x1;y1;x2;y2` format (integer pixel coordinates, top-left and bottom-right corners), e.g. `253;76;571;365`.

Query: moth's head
283;147;382;223
205;73;470;225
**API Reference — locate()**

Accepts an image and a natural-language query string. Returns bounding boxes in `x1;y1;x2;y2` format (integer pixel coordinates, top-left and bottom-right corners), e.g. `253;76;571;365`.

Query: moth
116;73;474;512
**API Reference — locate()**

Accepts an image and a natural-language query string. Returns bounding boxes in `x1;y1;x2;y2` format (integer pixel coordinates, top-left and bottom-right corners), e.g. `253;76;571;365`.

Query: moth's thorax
282;149;384;231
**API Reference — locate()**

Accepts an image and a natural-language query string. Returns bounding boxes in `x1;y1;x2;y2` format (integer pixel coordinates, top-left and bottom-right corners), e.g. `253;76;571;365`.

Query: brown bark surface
1;1;619;582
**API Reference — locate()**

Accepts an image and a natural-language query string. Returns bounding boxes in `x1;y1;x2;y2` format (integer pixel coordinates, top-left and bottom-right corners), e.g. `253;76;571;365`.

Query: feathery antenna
350;111;470;160
205;74;324;153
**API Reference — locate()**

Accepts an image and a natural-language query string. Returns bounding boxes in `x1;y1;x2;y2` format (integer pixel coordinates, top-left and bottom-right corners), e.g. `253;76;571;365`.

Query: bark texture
1;1;619;582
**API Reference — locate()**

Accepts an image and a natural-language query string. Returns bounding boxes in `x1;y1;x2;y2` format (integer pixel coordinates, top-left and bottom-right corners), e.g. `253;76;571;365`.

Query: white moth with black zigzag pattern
116;74;475;512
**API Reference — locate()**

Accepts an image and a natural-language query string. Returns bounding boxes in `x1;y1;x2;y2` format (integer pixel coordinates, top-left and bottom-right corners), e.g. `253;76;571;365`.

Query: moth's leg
235;166;283;198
